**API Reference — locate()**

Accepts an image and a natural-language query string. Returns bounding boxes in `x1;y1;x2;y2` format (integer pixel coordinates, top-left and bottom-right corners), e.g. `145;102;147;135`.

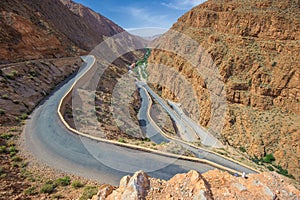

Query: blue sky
73;0;206;32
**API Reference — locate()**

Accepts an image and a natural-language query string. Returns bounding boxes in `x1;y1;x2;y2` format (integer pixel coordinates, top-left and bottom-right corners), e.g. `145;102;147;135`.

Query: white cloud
162;0;206;10
124;7;172;28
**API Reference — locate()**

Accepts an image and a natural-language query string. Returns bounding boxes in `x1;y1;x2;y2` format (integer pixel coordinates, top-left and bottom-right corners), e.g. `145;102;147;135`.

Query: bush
0;133;14;140
0;109;5;116
13;100;19;104
0;146;6;153
263;154;275;163
8;146;17;153
143;138;151;142
79;186;98;200
72;180;84;189
239;147;246;153
267;166;274;171
118;138;126;143
55;176;71;186
20;113;28;120
2;94;9;99
10;151;16;157
25;186;37;195
251;156;261;164
11;156;22;162
40;183;56;194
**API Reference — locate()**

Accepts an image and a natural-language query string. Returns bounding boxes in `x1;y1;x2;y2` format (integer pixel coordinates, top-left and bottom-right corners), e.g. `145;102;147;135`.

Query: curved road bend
23;55;216;186
138;87;169;144
137;82;257;175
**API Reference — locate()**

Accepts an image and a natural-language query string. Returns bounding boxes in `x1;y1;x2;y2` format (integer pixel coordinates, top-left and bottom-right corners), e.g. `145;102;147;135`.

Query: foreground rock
92;170;299;200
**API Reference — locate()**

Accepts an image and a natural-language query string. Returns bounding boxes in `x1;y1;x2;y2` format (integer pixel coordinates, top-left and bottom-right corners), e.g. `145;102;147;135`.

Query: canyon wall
148;0;300;180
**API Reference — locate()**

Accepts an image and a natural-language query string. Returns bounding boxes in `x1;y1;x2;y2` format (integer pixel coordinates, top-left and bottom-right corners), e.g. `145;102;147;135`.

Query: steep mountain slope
0;0;80;64
0;0;126;63
148;0;300;180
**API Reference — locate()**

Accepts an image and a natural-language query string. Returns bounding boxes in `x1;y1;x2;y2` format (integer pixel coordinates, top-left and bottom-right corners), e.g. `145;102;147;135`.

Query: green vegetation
29;70;37;77
2;94;9;99
0;133;14;140
0;109;5;116
20;113;29;120
0;166;3;175
25;186;37;195
40;183;56;194
79;185;98;200
252;154;294;179
55;176;71;186
13;100;19;104
11;156;22;162
6;70;18;80
274;165;294;179
248;79;252;86
272;61;277;67
118;138;127;143
8;146;18;153
239;146;246;153
133;48;151;80
262;153;275;163
142;138;151;142
267;165;274;171
0;145;6;153
72;180;84;189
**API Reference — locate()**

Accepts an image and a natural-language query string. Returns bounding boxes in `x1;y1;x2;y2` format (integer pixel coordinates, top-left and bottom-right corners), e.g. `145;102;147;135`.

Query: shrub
251;156;261;165
143;138;151;142
8;146;17;153
10;151;16;157
0;109;5;116
263;154;275;163
2;94;9;99
40;183;56;194
11;156;22;162
20;113;28;120
267;166;274;171
13;100;19;104
239;147;246;153
0;146;6;153
25;186;37;195
72;180;84;189
118;138;126;143
55;176;71;186
79;186;98;200
1;133;14;140
6;73;15;80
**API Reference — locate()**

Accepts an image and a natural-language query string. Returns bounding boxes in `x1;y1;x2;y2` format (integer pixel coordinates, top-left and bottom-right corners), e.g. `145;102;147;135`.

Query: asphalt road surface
23;56;216;186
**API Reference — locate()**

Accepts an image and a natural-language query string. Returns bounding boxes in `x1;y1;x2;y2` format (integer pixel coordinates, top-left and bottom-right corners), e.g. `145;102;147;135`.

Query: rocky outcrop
93;171;150;200
147;0;300;180
93;170;300;200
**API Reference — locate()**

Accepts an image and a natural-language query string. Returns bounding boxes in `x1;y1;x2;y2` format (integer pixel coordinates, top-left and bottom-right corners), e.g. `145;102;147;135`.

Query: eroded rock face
93;170;300;200
0;0;125;63
147;0;300;180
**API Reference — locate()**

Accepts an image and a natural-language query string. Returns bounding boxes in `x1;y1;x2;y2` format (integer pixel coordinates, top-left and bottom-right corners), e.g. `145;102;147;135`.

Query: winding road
136;82;257;175
23;56;218;186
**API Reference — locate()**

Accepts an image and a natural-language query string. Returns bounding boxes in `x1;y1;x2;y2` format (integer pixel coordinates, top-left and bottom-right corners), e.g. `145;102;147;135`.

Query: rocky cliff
92;170;300;200
148;0;300;180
